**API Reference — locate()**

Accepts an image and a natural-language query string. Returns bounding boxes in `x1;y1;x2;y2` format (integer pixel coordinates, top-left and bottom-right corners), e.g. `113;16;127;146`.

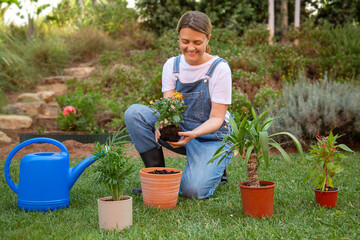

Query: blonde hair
176;11;212;53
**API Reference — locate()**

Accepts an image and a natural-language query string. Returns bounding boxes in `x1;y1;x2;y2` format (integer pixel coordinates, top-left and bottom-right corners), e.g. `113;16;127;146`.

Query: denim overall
125;55;233;199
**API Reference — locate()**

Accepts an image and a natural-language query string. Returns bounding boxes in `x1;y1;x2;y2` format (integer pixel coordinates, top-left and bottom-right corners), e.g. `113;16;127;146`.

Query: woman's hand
167;131;196;148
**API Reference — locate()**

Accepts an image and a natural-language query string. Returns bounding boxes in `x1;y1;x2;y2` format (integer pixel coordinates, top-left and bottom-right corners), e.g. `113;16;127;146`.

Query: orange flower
172;92;183;100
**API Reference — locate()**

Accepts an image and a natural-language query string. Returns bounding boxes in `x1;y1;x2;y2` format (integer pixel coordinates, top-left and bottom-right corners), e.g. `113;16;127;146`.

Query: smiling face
179;27;211;65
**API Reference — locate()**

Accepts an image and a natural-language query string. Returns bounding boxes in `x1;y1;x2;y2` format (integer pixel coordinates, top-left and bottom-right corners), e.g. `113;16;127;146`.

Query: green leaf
269;142;290;162
259;131;269;168
337;144;354;153
207;145;235;165
228;115;239;137
173;115;181;122
234;147;239;157
244;145;254;164
269;132;304;157
155;121;160;130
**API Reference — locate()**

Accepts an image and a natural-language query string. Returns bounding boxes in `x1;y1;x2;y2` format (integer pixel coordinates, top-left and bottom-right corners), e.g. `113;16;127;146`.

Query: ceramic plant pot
314;187;339;208
140;167;182;209
98;196;132;231
238;180;276;218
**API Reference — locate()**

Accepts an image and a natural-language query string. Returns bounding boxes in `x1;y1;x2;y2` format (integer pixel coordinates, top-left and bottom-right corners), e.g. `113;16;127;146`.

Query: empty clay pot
98;196;132;231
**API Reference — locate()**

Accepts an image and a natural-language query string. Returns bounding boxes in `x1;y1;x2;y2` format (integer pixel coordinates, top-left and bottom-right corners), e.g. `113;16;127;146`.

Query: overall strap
205;57;226;78
173;55;181;74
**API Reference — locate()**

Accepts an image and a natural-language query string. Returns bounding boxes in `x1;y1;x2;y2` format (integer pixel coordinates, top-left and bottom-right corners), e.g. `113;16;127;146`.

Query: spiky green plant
208;108;304;187
92;128;135;201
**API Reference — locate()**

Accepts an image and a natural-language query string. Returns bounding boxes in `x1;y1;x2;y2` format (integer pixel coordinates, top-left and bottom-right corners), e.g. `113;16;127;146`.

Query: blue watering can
4;138;98;212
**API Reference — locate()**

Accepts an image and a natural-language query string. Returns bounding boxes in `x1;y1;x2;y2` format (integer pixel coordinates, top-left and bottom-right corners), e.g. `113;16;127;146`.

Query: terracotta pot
314;187;339;208
238;180;276;218
140;167;182;209
98;196;132;231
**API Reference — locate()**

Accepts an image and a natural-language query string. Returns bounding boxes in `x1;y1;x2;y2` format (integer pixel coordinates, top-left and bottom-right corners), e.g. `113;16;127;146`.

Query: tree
0;0;19;22
280;0;288;42
309;0;360;25
294;0;300;45
198;0;268;35
268;0;274;44
136;0;196;35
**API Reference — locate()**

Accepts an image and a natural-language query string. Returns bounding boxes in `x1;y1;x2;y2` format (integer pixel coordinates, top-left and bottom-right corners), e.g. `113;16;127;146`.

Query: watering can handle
4;138;69;194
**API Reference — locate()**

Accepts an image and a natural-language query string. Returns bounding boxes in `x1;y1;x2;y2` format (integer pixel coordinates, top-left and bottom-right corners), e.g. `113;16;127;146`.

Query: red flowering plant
150;92;186;142
303;131;354;191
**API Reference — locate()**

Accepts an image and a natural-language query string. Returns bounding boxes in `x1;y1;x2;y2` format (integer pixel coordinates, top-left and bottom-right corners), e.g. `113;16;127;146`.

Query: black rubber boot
140;146;165;167
132;147;165;195
220;169;228;184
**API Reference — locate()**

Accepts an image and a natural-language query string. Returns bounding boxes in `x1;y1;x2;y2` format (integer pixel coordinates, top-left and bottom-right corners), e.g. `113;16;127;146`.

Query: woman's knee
181;179;214;200
124;104;142;122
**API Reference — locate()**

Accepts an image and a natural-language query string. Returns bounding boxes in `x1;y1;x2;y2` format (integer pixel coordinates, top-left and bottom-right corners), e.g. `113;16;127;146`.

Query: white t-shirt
162;55;232;105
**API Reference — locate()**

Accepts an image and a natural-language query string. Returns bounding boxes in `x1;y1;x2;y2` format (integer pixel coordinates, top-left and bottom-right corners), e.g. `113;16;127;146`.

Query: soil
160;125;182;142
148;169;181;174
242;182;272;187
315;187;338;192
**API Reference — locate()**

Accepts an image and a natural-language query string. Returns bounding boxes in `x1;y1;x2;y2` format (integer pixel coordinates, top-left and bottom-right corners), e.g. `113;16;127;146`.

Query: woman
125;11;233;199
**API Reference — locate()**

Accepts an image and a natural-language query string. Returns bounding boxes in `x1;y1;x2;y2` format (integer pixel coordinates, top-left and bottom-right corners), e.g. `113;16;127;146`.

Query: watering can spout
68;155;98;190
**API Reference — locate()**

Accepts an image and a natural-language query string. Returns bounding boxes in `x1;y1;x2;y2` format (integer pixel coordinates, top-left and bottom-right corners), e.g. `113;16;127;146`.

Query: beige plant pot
97;196;132;231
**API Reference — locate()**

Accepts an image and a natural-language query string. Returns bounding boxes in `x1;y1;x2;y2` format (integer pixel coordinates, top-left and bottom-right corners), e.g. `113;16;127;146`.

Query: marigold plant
150;92;186;129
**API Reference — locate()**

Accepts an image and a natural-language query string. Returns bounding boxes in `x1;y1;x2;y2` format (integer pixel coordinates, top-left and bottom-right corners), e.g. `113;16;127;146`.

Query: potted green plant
302;131;353;208
150;92;186;142
208;108;303;218
92;128;135;231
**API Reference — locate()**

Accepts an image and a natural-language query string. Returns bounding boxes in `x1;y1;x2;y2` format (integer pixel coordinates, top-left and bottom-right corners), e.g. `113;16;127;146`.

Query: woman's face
179;27;211;65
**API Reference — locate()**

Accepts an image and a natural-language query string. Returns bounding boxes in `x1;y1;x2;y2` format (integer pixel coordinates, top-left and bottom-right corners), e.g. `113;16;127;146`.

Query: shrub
56;89;107;133
230;86;280;124
229;89;252;124
0;32;40;92
28;35;70;76
63;28;117;62
268;74;360;142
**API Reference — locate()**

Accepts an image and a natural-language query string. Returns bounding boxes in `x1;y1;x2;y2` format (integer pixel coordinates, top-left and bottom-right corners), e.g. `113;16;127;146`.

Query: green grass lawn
1;153;359;239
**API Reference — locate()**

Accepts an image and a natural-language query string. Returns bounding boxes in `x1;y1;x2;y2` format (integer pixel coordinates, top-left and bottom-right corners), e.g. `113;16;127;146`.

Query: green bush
84;0;138;38
28;35;70;76
268;74;360;142
63;28;117;62
56;89;107;133
288;21;360;81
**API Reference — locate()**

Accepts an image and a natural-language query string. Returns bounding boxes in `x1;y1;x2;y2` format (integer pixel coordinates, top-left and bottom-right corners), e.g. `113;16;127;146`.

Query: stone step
3;102;46;117
0;115;33;130
42;76;73;84
0;130;12;143
63;66;96;79
17;91;55;103
33;115;58;130
35;83;67;98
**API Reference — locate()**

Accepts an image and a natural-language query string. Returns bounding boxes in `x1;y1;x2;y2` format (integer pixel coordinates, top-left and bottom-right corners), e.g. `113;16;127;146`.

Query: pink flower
322;141;326;148
317;135;322;140
63;106;76;116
